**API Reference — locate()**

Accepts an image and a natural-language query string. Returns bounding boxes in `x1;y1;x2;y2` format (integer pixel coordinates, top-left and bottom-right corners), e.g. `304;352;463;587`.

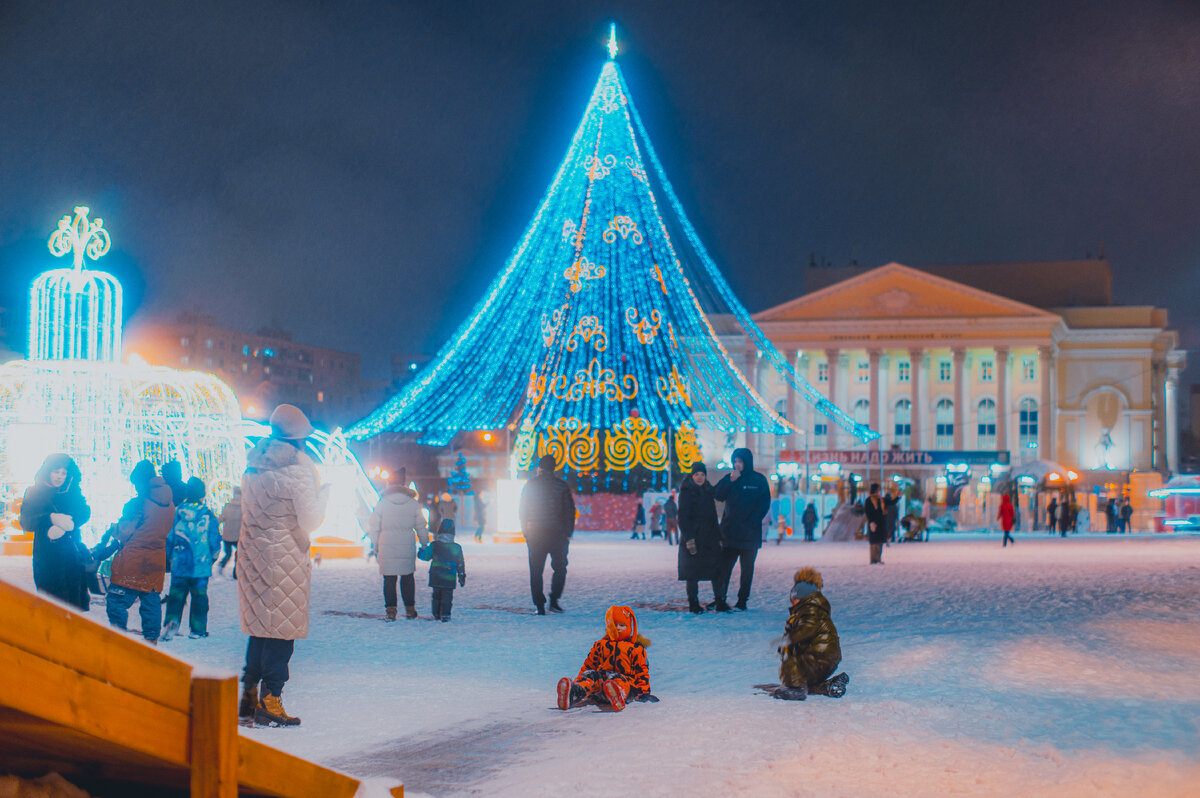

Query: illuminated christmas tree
348;28;877;482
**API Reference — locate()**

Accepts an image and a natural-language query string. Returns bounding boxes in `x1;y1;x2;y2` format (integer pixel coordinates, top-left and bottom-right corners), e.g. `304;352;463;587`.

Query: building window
853;398;870;426
262;348;275;358
1018;398;1038;449
180;337;190;347
817;362;828;382
977;398;997;449
264;365;271;375
893;398;912;448
857;361;869;382
317;391;324;402
934;398;954;449
205;357;213;367
1021;357;1036;382
243;345;250;356
938;360;951;381
205;338;213;349
898;361;911;383
180;355;189;365
980;359;994;382
813;422;828;446
241;362;248;373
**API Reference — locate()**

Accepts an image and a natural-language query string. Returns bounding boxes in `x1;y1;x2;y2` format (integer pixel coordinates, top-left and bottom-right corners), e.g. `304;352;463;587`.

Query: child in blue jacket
162;477;220;640
418;519;466;621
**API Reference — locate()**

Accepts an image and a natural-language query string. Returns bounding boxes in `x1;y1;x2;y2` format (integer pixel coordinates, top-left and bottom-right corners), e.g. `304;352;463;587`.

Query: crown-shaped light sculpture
29;206;123;361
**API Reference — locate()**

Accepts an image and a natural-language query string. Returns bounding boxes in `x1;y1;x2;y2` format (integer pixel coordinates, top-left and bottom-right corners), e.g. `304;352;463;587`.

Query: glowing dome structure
0;207;246;540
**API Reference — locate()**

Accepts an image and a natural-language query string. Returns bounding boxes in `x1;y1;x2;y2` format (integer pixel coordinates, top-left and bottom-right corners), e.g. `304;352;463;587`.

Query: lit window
817;362;828;382
893;399;912;447
1018;399;1038;448
938;360;951;381
243;345;250;356
264;365;271;375
180;337;190;347
857;361;869;382
205;338;213;349
262;348;275;358
977;398;997;448
898;361;911;383
317;391;324;402
1021;357;1036;382
241;363;248;373
934;398;954;448
980;359;994;382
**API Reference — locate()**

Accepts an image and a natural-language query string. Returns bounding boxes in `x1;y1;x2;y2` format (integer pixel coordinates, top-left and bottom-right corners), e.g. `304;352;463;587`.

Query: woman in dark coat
677;462;722;614
19;453;92;610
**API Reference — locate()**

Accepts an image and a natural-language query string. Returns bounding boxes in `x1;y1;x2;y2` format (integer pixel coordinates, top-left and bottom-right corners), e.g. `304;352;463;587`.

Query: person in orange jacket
556;605;658;711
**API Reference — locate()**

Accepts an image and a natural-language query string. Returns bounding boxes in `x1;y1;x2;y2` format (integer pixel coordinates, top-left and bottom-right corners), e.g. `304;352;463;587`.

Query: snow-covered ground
4;533;1200;797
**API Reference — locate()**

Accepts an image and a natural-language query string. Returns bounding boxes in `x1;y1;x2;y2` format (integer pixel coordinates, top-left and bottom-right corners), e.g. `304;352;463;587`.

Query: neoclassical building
713;261;1185;486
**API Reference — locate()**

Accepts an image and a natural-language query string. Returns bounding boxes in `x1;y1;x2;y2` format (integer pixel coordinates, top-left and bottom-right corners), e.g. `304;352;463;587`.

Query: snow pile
2;533;1198;797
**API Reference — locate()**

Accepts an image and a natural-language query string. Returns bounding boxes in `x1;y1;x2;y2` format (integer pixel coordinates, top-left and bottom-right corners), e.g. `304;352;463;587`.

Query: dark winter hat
130;460;157;491
690;461;707;475
186;476;206;502
162;460;183;483
438;518;455;535
538;454;557;472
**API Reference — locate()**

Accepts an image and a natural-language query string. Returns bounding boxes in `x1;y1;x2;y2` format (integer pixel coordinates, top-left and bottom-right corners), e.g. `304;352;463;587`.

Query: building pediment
755;263;1061;322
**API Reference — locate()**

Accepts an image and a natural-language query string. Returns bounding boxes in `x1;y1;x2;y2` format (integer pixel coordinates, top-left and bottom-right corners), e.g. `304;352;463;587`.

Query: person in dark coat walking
520;454;575;615
20;454;92;611
1047;497;1058;534
631;502;646;540
663;494;679;545
801;502;819;541
677;462;721;613
712;447;771;611
864;483;892;564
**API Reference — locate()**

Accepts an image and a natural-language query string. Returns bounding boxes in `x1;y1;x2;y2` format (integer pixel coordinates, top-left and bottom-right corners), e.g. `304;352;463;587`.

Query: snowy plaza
5;533;1198;797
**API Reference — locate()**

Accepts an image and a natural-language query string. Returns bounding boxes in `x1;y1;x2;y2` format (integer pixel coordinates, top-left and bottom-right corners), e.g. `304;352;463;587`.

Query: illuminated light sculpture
348;31;878;481
0;209;246;543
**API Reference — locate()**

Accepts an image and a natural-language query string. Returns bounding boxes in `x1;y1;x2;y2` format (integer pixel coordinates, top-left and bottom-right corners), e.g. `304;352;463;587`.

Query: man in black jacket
712;447;771;611
864;482;896;564
520;454;576;615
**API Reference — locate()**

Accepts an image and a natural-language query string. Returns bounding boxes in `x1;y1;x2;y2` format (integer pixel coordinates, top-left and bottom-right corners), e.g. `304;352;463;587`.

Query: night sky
1;1;1197;380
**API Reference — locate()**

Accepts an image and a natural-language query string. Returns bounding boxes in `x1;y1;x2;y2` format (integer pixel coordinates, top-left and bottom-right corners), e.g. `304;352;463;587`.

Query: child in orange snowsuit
557;605;654;711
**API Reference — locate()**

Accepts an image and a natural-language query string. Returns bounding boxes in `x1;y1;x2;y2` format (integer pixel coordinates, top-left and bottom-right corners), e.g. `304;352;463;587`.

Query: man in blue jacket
713;447;771;611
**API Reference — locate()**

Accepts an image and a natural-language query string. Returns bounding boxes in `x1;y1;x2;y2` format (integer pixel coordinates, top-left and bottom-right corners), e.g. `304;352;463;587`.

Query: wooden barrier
0;579;402;797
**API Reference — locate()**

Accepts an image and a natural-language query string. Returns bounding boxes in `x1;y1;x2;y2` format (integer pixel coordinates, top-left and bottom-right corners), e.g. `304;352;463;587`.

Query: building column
867;348;881;435
824;347;839;449
952;347;966;450
1165;365;1180;473
908;347;924;450
1038;345;1054;460
785;349;799;452
744;344;758;457
995;346;1009;455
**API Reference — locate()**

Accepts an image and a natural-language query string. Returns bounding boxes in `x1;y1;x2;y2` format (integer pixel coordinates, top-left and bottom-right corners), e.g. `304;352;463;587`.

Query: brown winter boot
385;606;398;621
255;693;301;727
239;684;258;719
405;605;418;619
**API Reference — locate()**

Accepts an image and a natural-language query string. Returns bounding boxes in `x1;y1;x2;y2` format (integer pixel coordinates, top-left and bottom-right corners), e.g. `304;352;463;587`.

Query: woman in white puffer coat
367;483;429;620
237;404;329;728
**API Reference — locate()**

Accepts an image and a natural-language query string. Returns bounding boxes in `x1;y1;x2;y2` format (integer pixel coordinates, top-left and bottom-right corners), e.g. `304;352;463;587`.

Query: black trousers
527;538;569;608
714;547;758;605
383;573;415;608
685;578;716;604
243;636;295;697
431;587;455;619
1002;529;1014;546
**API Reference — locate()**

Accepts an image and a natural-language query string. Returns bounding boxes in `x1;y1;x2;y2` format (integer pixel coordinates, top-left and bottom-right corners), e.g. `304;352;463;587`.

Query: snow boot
602;680;627;712
549;599;564;613
161;619;179;642
713;601;733;613
239;684;258;720
188;631;208;639
774;685;807;701
385;606;397;622
536;603;547;615
812;672;849;698
733;601;748;611
405;605;418;619
255;694;301;727
688;600;703;614
556;677;572;710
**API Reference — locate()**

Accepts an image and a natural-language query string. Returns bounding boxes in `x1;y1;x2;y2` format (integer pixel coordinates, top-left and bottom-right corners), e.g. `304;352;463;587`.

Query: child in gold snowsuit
776;567;849;700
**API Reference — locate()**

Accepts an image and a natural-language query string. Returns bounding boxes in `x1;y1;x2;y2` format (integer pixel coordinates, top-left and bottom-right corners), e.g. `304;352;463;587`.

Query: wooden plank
237;737;360;798
189;676;238;798
0;579;193;712
0;639;190;767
